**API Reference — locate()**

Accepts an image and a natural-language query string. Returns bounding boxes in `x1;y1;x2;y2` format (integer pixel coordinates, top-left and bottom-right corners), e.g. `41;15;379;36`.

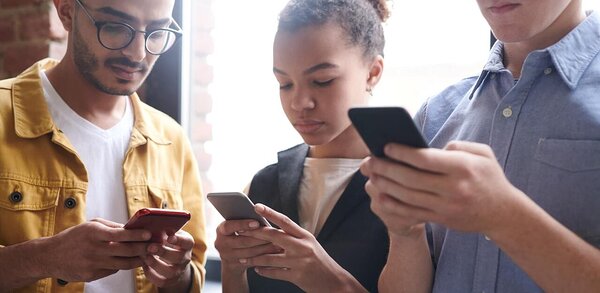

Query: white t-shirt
40;71;135;293
298;158;362;236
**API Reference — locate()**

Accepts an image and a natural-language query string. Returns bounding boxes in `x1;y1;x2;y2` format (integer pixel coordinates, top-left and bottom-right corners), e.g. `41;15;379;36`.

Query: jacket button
9;191;23;203
64;197;77;209
57;279;68;286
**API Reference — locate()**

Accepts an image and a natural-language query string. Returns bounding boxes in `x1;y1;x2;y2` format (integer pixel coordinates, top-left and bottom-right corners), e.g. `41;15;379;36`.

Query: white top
40;71;135;293
298;157;362;236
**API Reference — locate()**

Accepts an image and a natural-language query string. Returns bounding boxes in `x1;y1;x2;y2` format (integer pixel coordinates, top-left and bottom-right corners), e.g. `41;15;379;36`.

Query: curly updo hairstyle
277;0;391;59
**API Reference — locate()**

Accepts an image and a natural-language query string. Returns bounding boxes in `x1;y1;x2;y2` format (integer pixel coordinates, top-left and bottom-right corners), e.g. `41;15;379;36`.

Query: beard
72;24;150;96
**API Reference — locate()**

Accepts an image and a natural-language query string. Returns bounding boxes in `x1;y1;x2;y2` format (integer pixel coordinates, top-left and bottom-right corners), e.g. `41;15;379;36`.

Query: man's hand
144;230;196;291
361;141;522;236
46;218;152;282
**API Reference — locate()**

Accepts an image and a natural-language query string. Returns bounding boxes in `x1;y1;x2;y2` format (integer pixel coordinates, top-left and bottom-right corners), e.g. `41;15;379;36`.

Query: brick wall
189;0;214;194
0;0;67;79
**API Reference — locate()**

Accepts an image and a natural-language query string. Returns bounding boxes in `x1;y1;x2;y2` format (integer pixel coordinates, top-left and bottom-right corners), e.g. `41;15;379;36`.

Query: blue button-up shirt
415;12;600;293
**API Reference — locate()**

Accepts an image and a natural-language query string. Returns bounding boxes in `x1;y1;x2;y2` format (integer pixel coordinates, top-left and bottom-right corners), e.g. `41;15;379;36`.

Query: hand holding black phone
348;107;428;159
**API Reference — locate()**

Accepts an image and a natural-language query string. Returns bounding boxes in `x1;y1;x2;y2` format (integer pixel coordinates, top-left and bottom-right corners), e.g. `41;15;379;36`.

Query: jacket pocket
0;177;60;245
148;185;183;210
527;138;600;242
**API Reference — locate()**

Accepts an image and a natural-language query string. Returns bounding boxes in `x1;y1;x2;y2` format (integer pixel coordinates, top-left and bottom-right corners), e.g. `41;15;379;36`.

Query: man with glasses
0;0;206;292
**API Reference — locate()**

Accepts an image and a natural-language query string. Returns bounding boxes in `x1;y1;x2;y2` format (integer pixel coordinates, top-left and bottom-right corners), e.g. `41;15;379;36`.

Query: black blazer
247;144;389;292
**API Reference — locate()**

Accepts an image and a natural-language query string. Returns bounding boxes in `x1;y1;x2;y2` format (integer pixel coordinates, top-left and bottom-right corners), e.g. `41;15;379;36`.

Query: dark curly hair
277;0;390;59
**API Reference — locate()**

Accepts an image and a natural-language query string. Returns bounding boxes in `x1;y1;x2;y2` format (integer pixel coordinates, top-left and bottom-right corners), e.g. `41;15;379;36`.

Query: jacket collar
276;144;370;240
11;59;56;138
10;58;170;145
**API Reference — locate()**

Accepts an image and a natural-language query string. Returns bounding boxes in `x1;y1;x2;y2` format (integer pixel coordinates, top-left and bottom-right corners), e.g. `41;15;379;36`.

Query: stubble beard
72;25;150;96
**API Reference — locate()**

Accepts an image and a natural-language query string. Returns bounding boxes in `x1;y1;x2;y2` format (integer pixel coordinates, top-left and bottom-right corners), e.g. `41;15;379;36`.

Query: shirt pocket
0;177;60;245
527;138;600;245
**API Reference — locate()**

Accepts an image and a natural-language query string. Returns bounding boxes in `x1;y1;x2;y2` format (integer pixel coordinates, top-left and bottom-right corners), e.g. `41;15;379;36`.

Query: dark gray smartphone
207;192;271;227
348;107;428;158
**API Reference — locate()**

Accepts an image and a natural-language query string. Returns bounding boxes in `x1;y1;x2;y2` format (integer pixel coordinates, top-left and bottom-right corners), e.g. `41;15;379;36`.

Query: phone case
207;192;271;226
124;208;191;242
348;107;428;158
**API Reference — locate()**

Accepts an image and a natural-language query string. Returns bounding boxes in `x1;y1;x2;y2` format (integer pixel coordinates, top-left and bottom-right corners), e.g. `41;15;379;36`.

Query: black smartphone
207;192;271;227
348;107;428;158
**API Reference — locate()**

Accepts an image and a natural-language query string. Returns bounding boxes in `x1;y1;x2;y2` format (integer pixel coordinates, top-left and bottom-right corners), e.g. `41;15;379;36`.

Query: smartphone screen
207;192;271;227
124;208;191;242
348;107;428;158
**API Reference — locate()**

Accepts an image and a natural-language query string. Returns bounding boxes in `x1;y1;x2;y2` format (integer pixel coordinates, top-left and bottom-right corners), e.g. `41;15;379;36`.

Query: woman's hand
239;204;367;293
214;219;281;274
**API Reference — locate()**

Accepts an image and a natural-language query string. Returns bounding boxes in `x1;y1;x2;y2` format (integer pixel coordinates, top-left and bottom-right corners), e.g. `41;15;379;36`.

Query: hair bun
367;0;391;22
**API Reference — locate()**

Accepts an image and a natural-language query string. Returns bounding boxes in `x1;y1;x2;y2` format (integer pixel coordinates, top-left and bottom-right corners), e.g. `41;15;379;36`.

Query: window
200;1;489;260
188;0;600;283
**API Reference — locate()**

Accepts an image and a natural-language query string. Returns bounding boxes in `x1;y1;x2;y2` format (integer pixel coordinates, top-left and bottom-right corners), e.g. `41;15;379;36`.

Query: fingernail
249;221;259;228
239;258;247;264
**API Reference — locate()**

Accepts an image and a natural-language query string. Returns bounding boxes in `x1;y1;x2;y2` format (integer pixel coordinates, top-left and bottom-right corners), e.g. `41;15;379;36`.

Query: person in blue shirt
361;0;600;292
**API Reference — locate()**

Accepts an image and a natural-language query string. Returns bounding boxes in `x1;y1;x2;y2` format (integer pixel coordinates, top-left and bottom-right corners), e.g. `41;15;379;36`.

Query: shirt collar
547;11;600;89
483;41;505;73
11;58;170;145
470;11;600;100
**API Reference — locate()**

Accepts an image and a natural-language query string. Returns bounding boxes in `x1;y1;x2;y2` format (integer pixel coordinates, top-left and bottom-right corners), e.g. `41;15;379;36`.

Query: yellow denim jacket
0;59;207;292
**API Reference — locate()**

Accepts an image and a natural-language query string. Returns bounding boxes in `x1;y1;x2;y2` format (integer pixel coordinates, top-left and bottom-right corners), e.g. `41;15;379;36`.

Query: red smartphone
124;208;191;242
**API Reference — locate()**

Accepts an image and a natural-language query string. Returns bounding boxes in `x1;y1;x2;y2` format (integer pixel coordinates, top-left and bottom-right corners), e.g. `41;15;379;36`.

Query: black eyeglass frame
75;0;183;55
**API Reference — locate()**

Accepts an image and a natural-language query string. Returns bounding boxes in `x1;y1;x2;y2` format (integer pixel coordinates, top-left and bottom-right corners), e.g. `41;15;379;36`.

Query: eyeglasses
75;0;182;55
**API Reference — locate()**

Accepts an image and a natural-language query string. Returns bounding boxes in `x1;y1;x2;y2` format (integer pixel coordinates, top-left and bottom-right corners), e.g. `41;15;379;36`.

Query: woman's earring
366;88;373;96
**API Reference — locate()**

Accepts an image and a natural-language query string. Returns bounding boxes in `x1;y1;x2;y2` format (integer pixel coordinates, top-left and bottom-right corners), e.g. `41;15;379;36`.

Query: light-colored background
200;0;600;290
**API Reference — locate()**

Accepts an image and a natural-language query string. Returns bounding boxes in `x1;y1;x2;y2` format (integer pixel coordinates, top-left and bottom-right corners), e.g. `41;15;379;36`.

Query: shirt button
9;191;23;203
64;197;77;209
161;202;168;209
490;73;496;79
484;235;491;241
502;107;513;118
544;67;553;75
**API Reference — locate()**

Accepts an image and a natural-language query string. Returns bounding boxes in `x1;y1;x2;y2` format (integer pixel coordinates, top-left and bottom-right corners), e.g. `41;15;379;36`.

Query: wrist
483;186;531;241
221;262;247;275
22;237;52;280
159;263;193;293
0;237;52;290
389;224;427;243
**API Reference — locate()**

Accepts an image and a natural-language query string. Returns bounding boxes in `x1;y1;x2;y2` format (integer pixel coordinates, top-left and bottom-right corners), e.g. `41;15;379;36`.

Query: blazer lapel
277;144;309;224
316;171;369;241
